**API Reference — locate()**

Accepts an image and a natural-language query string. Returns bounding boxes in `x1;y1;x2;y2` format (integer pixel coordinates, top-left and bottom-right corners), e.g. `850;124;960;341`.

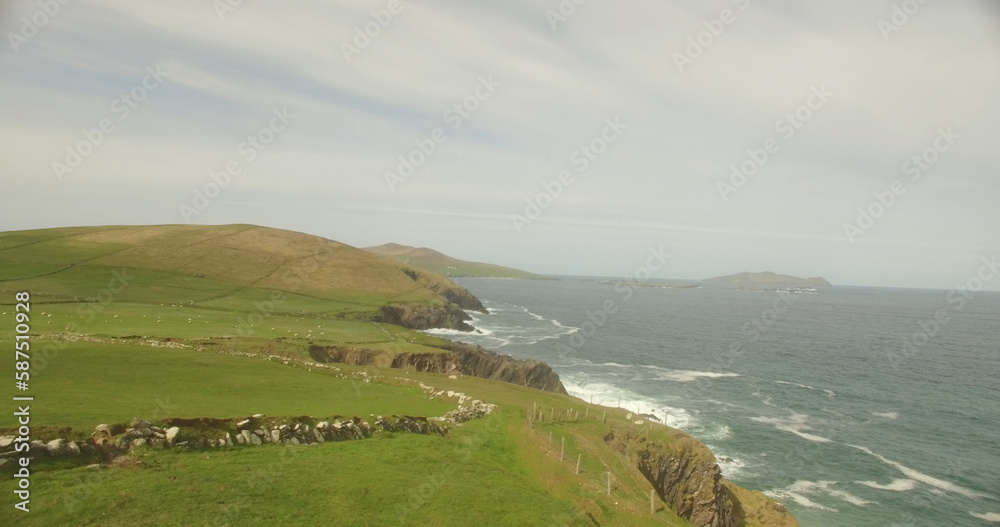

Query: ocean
427;278;1000;526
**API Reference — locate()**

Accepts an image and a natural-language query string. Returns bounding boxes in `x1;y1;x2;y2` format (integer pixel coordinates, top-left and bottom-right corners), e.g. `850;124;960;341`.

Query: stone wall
0;392;496;463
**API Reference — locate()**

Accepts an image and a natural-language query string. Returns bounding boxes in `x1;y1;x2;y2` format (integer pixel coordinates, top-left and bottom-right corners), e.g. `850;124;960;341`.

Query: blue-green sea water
429;278;1000;526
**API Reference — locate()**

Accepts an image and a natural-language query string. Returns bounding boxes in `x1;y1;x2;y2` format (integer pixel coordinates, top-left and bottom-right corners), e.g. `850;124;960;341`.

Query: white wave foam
775;380;835;398
857;479;917;491
766;480;870;510
423;328;473;336
765;489;837;512
703;442;758;480
751;391;776;407
561;377;698;430
653;370;740;382
550;319;579;334
751;414;832;443
872;411;899;420
522;307;546;321
848;445;988;498
775;380;815;390
581;362;739;383
829;489;871;507
592;363;740;382
701;424;732;441
445;303;579;347
708;448;750;479
971;512;1000;522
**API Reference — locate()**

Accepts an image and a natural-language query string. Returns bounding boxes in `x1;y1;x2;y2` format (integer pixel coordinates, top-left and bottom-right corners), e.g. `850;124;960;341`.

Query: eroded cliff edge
369;268;488;331
375;302;476;331
308;341;567;394
605;427;799;527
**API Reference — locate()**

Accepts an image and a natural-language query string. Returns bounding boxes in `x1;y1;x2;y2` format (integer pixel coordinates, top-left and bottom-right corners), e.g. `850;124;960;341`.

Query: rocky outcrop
435;286;486;313
309;341;567;394
377;267;486;332
605;427;737;527
376;302;475;331
399;267;487;313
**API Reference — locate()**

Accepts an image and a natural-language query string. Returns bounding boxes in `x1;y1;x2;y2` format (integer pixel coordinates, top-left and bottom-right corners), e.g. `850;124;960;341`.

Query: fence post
575;453;582;475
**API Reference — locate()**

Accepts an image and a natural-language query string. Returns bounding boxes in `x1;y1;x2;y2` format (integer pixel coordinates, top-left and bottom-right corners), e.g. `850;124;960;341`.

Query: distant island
603;280;700;289
364;243;544;279
704;272;832;288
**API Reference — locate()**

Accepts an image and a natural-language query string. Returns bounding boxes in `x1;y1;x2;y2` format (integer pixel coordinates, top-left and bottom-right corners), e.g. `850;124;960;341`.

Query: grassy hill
0;225;797;526
364;243;544;279
0;225;487;351
0;224;471;308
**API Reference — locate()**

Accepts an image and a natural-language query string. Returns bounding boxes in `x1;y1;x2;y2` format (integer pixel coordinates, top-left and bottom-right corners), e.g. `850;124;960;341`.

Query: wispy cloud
1;0;998;288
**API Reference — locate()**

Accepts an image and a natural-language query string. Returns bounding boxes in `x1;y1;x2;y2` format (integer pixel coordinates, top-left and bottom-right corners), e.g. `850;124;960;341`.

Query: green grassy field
5;431;586;527
0;341;700;526
0;333;700;526
0;226;795;527
0;342;455;431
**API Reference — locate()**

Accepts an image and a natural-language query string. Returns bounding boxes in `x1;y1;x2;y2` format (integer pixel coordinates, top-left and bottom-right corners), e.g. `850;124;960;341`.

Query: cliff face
400;267;488;313
604;427;798;527
637;440;736;527
308;341;567;394
372;268;487;331
436;341;567;393
436;286;487;312
605;427;735;527
376;303;475;331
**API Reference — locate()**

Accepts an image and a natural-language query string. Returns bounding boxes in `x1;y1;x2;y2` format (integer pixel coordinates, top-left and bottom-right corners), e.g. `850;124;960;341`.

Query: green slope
0;224;480;354
364;243;544;279
0;225;467;306
0;225;797;527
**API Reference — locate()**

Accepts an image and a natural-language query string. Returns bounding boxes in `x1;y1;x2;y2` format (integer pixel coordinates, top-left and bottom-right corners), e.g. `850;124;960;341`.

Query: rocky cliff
400;267;488;312
604;427;799;527
433;283;487;313
375;302;476;331
308;341;567;394
371;268;487;332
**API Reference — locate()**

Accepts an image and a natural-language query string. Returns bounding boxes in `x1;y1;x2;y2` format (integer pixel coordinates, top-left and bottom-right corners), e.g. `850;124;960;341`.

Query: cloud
1;0;998;288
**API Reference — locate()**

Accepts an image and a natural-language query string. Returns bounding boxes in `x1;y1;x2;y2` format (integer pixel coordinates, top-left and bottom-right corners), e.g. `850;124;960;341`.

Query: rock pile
103;418;180;450
1;411;460;461
375;416;448;436
144;417;380;450
14;438;91;458
442;399;497;424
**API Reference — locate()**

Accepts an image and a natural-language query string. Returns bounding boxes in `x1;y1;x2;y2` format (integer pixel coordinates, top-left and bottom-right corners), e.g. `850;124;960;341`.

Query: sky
1;0;998;290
